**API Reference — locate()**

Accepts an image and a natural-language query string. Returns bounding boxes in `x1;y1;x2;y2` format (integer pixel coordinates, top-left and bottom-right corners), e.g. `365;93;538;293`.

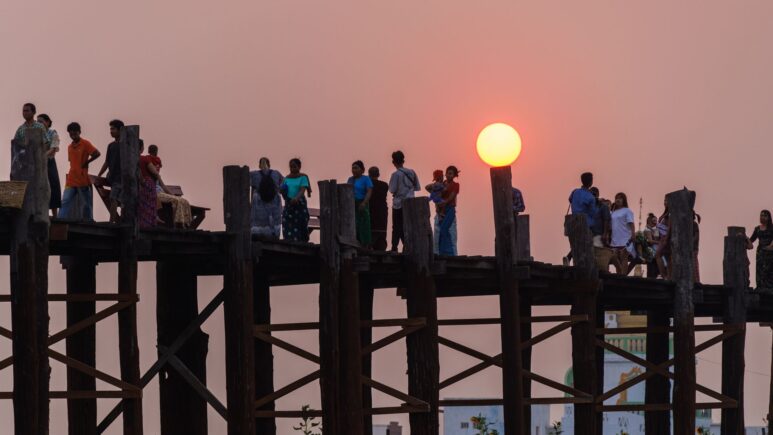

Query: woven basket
0;181;28;209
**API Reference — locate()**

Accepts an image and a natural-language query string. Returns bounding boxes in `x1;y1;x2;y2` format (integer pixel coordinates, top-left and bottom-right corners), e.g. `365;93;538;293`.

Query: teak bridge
2;125;771;435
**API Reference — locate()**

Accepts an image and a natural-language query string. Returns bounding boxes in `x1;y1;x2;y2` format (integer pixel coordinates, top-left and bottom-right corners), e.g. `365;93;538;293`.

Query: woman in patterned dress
280;158;310;242
37;114;62;217
746;210;773;289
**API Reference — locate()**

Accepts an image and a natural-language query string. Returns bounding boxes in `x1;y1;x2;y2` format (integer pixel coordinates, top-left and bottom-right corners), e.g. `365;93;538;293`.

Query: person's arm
425;183;435;193
146;163;172;194
360;187;373;210
82;150;101;168
97;158;109;177
388;173;397;194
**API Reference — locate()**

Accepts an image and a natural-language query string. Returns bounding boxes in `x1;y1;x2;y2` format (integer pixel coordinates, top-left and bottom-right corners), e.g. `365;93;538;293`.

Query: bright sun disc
476;123;522;167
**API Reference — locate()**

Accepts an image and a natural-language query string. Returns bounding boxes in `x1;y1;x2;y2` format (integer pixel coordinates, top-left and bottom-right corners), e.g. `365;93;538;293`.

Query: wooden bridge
2;125;770;435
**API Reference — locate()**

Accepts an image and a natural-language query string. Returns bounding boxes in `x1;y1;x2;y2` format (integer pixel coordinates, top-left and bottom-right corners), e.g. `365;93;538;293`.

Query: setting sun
476;123;522;167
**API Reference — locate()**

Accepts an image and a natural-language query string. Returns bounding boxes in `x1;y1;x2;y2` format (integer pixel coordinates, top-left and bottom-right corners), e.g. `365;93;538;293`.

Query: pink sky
2;0;773;433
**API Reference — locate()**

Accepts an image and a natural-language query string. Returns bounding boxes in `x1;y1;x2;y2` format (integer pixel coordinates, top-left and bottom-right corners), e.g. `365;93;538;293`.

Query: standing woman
280;158;310;242
438;166;460;256
250;157;284;238
745;210;773;289
347;160;373;246
38;114;61;217
138;141;172;229
610;192;636;275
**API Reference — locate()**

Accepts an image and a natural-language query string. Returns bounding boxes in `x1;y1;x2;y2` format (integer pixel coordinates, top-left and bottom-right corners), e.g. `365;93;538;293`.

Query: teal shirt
14;122;50;145
282;175;310;199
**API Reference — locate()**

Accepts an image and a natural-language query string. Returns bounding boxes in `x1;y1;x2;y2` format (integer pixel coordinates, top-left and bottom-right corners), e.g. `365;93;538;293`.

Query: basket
0;181;29;209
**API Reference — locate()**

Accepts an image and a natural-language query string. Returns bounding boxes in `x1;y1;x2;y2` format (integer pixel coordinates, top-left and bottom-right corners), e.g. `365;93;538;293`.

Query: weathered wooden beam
490;166;525;435
156;260;208;435
645;309;670;435
359;277;375;435
668;188;697;434
118;125;143;435
223;165;255;435
253;267;276;434
64;256;97;435
515;214;532;261
521;295;532;434
565;213;601;435
721;226;749;435
336;184;364;434
403;198;439;435
317;180;341;434
9;127;50;435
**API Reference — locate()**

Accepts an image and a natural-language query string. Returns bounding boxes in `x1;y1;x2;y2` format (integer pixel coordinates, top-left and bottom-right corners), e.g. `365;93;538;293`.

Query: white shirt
610;207;634;247
388;167;420;209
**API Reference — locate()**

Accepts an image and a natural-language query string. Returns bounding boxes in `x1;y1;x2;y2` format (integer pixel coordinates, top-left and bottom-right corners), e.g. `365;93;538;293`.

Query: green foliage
293;405;322;435
470;413;500;435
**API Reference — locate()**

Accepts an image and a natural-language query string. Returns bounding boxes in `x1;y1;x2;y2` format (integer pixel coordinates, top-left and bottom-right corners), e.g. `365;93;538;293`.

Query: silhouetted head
368;166;380;179
148;144;158;156
580;172;593;188
391;150;405;167
37;114;52;129
109;119;124;140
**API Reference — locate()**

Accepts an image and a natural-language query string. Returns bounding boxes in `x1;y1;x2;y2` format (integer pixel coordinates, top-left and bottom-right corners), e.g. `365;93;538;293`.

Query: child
426;169;446;218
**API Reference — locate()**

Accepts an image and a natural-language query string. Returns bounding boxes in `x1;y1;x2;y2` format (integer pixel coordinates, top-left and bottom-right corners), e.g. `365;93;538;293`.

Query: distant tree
470;413;500;435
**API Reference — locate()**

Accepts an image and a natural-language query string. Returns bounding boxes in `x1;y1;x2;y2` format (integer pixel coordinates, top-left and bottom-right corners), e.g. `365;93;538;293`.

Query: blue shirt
512;188;525;213
569;188;596;228
347;175;373;201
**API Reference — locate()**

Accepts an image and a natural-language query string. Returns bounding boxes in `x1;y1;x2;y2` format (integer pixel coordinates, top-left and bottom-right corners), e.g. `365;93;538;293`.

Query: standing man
368;166;389;251
12;103;50;174
512;186;525;218
59;122;100;221
388;150;420;252
97;119;125;223
564;172;596;265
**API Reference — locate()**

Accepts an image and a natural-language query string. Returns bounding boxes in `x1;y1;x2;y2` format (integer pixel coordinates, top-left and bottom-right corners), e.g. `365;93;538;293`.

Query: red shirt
139;155;161;180
442;180;460;207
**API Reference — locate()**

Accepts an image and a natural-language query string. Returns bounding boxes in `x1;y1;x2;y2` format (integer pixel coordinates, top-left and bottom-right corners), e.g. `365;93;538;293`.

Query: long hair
762;210;772;227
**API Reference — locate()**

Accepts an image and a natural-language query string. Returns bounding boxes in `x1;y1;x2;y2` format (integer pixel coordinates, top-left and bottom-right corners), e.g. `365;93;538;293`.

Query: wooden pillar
721;226;749;435
118;125;143;434
317;180;341;434
64;256;97;435
565;214;601;435
769;326;773;435
645;310;670;435
520;296;532;434
403;198;439;435
9;127;50;435
667;188;697;434
222;165;255;435
156;260;209;435
490;166;524;435
359;278;374;434
253;267;275;434
515;214;532;262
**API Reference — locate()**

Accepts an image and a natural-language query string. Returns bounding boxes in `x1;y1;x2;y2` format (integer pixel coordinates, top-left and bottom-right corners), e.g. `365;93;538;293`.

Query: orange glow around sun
476;123;522;167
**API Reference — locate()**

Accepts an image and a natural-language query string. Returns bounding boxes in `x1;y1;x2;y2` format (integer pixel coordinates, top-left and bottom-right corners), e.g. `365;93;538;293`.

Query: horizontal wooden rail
0;293;139;303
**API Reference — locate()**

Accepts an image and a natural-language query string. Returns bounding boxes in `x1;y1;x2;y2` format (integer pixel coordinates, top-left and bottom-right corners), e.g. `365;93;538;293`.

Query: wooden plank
254;370;321;410
163;350;227;420
117;125;143;435
515;214;532;261
156;260;208;435
362;376;428;407
253;268;276;434
490;166;525;435
223;165;256;435
403;197;440;435
722;226;749;435
48;301;133;345
523;370;591;399
317;180;341;434
254;331;320;364
360;278;375;434
48;349;140;393
668;188;697;435
64;257;97;435
645;310;671;435
9;126;50;435
254;322;319;332
336;183;364;435
362;325;423;356
566;213;601;435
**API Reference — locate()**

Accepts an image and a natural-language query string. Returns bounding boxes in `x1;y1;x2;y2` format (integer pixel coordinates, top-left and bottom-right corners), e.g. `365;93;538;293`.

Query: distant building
708;424;768;435
373;421;402;435
442;401;551;434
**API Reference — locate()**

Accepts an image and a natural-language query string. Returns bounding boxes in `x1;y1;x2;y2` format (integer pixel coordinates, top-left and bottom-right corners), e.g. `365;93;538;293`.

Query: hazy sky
3;0;773;433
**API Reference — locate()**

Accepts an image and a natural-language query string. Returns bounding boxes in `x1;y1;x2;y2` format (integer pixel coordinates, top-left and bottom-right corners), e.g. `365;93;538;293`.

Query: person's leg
433;215;440;255
438;206;456;255
451;214;458;255
390;207;403;252
58;187;75;218
83;187;94;221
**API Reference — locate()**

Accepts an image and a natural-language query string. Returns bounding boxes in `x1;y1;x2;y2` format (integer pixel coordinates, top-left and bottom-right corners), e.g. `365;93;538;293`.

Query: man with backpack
388;150;420;252
250;157;284;238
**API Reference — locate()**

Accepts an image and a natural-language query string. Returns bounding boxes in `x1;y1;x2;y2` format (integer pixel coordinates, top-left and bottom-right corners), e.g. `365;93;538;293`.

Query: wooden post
565;214;601;435
645;310;670;435
156;260;209;435
317;180;341;434
359;278;374;434
520;296;532;434
118;125;143;434
336;184;364;433
515;214;532;261
64;256;97;435
403;198;439;435
253;267;275;434
721;226;749;435
9;127;50;435
667;188;697;434
222;165;255;435
490;166;524;435
769;326;773;435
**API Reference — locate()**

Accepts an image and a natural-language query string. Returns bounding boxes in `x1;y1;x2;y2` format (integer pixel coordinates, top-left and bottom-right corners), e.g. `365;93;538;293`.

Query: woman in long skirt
37;114;61;217
438;166;460;256
250;157;284;238
347;160;373;246
281;158;310;242
746;210;773;289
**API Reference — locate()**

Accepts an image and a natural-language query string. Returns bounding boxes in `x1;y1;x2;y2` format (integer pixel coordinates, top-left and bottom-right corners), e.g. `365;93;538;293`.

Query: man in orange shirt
58;122;101;221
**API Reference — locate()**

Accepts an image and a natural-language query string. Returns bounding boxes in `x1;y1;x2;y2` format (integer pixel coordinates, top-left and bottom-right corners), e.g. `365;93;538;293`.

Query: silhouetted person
368;166;389;251
59;122;100;221
97;119;125;222
388;150;419;252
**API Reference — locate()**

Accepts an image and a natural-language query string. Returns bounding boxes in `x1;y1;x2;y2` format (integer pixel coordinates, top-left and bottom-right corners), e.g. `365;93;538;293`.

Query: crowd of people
249;151;469;256
12;103;193;229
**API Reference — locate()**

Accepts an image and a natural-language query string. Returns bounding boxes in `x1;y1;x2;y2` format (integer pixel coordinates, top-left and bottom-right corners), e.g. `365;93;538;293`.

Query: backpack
258;171;278;203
